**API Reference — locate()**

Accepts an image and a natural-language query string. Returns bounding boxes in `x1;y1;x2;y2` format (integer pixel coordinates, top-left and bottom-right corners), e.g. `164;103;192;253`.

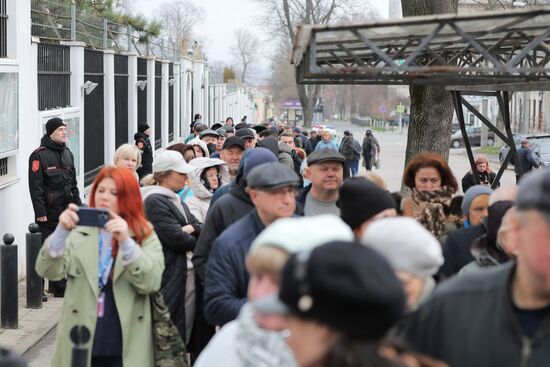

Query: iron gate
169;63;174;142
0;0;6;58
137;57;147;129
84;49;104;187
154;61;162;149
37;43;71;111
114;54;128;149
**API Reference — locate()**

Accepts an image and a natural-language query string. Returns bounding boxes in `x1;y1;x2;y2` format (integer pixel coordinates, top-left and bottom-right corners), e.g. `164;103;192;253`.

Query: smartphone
77;207;110;227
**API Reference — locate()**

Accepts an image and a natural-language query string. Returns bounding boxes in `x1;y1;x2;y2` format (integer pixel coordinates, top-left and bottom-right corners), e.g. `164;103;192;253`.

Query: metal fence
137;58;147;129
169;64;174;142
37;43;71;111
154;61;162;149
30;0;180;59
83;49;104;187
0;0;6;58
114;54;129;149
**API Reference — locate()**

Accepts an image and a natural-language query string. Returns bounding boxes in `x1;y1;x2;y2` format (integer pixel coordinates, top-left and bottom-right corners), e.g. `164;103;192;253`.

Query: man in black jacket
517;139;540;176
134;123;153;179
406;169;550;366
28;117;82;297
203;162;300;326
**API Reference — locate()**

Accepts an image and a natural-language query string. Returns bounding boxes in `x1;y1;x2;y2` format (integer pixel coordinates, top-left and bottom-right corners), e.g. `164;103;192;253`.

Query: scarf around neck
411;187;453;238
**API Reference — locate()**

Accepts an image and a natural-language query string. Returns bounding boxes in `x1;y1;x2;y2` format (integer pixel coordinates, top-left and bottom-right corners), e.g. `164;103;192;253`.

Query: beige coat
35;225;164;367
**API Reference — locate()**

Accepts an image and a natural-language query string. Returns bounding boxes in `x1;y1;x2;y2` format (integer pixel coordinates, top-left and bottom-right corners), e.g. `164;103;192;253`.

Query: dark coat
203;210;266;326
143;192;201;338
309;136;319;151
462;170;497;193
192;180;255;282
437;224;484;280
339;136;355;161
517;146;540;173
134;131;153;178
405;263;550;366
28;135;81;225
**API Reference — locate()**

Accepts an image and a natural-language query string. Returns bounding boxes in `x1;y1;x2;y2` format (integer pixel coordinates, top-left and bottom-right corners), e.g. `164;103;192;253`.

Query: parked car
499;134;550;166
450;126;495;149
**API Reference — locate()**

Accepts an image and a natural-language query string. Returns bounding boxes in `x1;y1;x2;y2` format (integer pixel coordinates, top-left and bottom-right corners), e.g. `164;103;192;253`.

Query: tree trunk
401;0;458;166
298;84;320;128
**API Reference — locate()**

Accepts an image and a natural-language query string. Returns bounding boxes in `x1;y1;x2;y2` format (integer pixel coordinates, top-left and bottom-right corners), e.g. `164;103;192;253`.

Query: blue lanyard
98;233;113;290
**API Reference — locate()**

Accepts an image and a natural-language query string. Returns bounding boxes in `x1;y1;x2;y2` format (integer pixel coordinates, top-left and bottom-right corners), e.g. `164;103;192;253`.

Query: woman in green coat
36;166;165;367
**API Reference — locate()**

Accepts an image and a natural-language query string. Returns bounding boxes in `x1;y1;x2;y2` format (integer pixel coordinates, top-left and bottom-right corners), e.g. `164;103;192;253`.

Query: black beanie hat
337;177;396;230
46;117;66;137
138;123;150;133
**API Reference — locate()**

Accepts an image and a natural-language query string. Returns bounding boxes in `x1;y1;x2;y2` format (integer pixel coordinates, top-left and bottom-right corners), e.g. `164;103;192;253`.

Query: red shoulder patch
32;160;40;172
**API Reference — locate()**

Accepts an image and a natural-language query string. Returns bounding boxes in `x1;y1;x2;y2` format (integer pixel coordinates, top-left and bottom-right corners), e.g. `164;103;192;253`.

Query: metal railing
37;43;71;110
31;0;180;59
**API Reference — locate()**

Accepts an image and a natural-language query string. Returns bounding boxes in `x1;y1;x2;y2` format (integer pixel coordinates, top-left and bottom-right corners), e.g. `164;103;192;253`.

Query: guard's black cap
222;136;245;150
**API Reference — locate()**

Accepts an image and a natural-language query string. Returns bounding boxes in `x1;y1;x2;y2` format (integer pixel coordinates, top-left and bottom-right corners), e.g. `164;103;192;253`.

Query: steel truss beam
292;9;550;88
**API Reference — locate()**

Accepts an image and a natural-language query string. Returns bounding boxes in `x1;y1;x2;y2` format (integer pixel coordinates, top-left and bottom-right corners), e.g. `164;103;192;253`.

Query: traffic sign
379;105;387;113
397;104;405;114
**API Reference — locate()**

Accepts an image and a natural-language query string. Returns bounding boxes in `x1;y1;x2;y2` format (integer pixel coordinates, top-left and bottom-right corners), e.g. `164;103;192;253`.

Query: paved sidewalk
0;281;63;355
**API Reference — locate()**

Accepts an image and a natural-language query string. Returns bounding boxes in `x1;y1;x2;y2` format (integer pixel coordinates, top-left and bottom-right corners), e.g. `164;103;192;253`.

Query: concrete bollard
70;325;91;367
26;224;43;309
0;233;18;329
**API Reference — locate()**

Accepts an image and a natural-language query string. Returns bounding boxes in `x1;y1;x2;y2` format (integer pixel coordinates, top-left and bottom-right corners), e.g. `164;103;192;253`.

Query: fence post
70;325;91;367
71;2;76;41
26;224;42;309
161;39;165;60
1;233;18;329
127;25;132;52
102;18;108;49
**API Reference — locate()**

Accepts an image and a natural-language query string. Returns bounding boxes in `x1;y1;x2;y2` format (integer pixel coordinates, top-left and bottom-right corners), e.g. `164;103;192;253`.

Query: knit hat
337;177;396;230
362;217;444;278
462;185;493;216
243;147;278;178
253;241;406;340
138;123;150;133
251;215;354;254
46;117;66;136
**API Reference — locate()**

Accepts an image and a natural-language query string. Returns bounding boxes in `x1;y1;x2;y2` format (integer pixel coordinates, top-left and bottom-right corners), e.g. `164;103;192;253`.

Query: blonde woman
113;144;141;181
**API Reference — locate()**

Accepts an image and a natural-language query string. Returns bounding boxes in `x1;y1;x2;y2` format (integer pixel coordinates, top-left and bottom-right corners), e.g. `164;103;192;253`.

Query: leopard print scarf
411;187;453;239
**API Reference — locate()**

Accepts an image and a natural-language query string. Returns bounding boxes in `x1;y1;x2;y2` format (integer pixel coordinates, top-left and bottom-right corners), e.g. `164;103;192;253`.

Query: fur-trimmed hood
189;157;230;200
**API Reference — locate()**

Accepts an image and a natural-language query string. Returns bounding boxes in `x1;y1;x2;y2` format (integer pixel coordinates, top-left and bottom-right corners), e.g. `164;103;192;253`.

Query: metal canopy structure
292;8;550;184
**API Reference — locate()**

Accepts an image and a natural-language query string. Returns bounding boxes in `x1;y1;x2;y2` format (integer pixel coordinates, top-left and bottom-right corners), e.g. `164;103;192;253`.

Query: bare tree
257;0;377;127
155;0;205;46
231;28;260;84
401;0;458;168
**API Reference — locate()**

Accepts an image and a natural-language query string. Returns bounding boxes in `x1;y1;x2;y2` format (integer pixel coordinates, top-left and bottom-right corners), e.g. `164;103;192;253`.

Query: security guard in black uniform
28;117;81;298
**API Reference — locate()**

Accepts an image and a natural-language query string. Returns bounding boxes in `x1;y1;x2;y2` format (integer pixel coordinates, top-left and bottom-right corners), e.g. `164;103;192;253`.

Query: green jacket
35;225;165;367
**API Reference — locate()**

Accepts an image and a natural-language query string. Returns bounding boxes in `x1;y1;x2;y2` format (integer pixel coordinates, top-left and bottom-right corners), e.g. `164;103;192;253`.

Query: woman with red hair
402;152;459;239
36;166;164;367
461;155;498;193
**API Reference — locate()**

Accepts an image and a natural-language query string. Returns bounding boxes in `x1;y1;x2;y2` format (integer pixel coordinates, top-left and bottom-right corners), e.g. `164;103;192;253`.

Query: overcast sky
132;0;390;80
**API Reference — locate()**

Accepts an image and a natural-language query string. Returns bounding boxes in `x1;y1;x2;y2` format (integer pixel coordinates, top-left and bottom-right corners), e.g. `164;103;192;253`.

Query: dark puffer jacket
142;187;201;339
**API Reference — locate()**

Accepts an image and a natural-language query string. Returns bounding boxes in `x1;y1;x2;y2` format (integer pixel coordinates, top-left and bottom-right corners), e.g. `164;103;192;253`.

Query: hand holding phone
77;207;110;228
59;204;80;230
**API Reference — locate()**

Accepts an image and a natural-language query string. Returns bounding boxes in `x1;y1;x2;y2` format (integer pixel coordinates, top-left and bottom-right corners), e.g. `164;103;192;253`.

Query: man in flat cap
28;117;82;298
203;162;300;326
297;149;347;216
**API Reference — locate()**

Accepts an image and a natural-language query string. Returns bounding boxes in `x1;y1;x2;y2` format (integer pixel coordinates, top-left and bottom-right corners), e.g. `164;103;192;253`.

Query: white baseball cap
153;150;194;174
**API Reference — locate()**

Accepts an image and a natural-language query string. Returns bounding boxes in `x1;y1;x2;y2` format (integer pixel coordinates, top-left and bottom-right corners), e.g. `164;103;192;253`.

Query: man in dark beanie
28;117;82;298
337;176;397;238
134;123;153;179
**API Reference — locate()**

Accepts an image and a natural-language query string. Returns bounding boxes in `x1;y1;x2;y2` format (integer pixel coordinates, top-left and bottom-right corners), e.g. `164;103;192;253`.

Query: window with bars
0;158;8;177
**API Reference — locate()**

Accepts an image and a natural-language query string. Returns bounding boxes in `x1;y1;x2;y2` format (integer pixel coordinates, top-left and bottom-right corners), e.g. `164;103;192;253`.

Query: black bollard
70;325;91;367
0;346;27;366
26;224;42;309
0;233;18;329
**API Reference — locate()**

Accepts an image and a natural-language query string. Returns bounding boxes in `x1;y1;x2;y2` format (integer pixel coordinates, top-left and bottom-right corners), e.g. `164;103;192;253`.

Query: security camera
168;78;176;86
81;80;98;95
136;80;147;91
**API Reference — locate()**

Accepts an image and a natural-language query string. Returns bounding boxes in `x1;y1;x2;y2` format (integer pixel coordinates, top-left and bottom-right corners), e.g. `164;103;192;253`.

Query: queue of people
29;116;550;367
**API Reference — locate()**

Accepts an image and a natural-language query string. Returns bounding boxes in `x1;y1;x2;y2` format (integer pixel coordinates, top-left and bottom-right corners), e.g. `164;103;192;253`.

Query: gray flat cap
247;162;301;190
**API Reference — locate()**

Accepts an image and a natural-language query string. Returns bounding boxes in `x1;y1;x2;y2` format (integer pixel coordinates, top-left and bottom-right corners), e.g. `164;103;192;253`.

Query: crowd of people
28;116;550;367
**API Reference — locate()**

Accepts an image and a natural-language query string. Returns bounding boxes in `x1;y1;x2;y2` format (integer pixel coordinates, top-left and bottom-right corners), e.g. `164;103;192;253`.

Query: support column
103;49;116;163
146;57;156;151
161;60;169;147
126;52;138;143
173;62;181;140
193;60;203;117
61;41;86;195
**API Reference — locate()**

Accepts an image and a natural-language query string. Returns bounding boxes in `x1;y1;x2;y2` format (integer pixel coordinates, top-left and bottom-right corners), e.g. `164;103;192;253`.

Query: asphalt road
330;120;516;192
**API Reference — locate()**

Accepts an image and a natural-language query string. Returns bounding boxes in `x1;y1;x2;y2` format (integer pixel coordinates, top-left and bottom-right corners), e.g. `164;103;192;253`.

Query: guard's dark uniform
28;134;81;295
